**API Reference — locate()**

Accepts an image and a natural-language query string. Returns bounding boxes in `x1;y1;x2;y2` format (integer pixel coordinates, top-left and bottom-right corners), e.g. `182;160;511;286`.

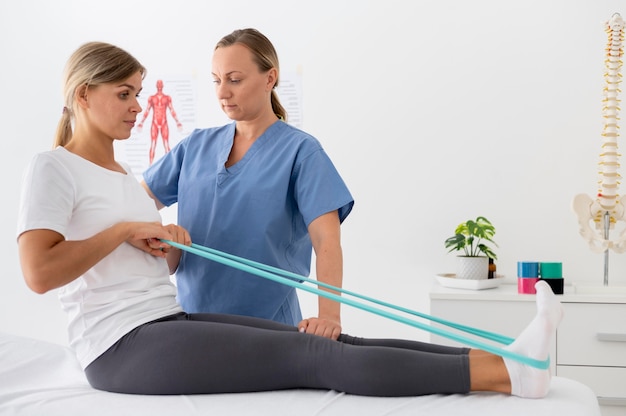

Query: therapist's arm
299;210;343;340
141;181;166;210
141;181;183;274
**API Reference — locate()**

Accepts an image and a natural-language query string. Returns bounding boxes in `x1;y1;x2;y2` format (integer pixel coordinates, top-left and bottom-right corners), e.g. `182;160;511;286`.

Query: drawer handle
597;396;626;406
596;333;626;342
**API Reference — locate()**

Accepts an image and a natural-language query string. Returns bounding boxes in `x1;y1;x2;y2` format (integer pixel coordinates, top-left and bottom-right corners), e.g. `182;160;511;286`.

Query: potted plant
444;216;498;279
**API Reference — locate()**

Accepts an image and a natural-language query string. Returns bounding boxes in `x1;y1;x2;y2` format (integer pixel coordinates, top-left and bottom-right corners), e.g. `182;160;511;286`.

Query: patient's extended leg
469;280;563;398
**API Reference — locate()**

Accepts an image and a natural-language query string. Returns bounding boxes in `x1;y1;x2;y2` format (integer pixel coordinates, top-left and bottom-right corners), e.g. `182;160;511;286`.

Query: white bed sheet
0;332;601;416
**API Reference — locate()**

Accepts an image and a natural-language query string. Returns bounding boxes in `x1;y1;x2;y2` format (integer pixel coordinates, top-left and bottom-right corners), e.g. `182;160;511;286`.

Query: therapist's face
211;43;277;122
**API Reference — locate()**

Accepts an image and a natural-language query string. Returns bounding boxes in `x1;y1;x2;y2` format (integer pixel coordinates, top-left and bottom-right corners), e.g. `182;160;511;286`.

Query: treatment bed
0;331;600;416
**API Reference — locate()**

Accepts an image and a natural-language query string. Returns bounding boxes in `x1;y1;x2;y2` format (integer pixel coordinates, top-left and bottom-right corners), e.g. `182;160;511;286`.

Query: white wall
1;0;624;346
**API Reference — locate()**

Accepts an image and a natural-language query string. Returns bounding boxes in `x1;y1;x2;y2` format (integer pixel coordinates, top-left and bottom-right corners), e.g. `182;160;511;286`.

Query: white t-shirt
17;147;183;369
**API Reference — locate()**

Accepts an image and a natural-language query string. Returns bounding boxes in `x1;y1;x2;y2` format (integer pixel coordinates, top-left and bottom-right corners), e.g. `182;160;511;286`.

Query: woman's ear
75;84;89;109
266;68;278;91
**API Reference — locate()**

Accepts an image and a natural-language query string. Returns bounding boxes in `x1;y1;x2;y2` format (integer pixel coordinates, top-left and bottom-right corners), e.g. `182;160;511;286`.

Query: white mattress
0;332;601;416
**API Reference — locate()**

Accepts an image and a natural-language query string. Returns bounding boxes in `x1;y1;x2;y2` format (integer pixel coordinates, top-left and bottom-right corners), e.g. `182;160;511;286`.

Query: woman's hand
127;222;192;260
298;316;342;340
154;224;191;273
160;224;192;249
125;222;171;258
159;224;191;274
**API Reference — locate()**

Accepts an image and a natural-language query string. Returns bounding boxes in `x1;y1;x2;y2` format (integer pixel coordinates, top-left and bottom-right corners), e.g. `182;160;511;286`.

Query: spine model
598;14;625;215
573;13;625;253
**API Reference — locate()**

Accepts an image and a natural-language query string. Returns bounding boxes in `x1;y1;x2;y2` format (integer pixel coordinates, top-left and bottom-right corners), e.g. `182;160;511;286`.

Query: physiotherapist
142;28;354;340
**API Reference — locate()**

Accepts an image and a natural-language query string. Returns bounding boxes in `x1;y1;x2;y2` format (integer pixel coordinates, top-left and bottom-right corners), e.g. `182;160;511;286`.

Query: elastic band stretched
162;240;549;370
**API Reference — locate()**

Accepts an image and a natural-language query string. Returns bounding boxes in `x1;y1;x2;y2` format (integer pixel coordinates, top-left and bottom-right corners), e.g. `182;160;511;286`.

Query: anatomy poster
117;71;303;181
276;70;303;129
116;76;197;180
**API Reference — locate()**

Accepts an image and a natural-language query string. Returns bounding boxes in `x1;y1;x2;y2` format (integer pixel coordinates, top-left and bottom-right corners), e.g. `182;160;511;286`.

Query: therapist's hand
298;317;342;340
160;224;191;274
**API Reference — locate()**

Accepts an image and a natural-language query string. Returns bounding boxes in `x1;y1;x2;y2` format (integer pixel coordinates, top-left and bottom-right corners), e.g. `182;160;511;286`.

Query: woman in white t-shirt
16;41;562;398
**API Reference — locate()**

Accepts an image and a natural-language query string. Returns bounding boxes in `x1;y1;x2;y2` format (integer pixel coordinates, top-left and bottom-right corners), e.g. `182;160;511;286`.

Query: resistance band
162;240;549;370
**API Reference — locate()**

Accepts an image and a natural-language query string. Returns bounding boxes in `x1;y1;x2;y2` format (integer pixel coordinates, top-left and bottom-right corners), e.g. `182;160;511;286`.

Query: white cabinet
429;283;626;416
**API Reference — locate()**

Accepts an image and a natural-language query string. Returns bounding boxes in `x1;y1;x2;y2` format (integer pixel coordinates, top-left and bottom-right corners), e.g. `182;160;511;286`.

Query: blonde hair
54;42;146;148
215;28;287;122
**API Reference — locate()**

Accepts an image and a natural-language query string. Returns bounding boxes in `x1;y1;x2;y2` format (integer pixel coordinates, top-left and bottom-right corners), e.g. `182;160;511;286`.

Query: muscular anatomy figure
137;80;182;164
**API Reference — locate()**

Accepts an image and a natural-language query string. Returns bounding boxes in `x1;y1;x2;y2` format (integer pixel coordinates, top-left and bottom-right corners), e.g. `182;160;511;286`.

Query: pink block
518;277;539;294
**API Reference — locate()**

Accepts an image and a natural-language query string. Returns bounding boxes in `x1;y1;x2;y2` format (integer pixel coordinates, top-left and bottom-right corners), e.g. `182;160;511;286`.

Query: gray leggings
85;312;470;396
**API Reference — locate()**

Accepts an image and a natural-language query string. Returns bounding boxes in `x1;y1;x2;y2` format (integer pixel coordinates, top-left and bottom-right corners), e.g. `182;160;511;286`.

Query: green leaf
444;216;497;258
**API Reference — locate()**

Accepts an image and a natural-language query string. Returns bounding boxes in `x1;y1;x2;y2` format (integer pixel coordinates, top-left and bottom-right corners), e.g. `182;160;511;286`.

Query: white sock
503;280;563;398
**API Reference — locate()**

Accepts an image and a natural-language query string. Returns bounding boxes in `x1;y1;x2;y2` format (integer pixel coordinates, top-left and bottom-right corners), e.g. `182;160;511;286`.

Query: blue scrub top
143;120;354;325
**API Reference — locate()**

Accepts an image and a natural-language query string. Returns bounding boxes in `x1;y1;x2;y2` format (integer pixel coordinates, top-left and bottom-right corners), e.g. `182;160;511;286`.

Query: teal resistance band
194;244;512;345
162;240;549;370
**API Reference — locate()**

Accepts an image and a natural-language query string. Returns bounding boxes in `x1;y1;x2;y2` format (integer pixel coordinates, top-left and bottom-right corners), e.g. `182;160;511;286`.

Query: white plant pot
456;256;489;280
